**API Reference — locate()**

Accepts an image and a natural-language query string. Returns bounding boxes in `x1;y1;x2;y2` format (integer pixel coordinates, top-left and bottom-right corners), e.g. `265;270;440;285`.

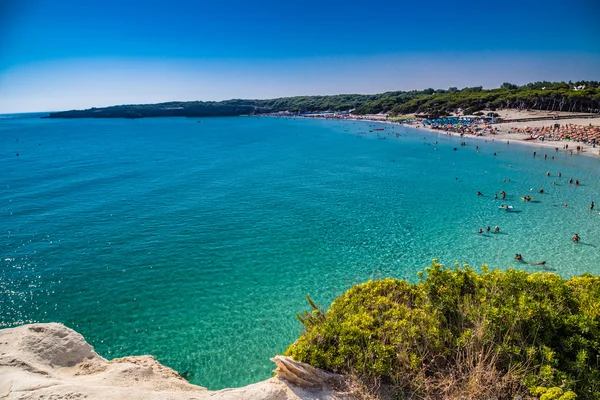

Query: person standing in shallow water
591;201;595;211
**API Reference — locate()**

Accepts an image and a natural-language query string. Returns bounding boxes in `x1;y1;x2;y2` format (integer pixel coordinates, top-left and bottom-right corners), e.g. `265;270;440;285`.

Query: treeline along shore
44;81;600;119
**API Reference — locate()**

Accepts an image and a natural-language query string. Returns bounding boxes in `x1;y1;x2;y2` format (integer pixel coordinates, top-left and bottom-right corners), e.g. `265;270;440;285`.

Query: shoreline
407;123;600;159
293;114;600;159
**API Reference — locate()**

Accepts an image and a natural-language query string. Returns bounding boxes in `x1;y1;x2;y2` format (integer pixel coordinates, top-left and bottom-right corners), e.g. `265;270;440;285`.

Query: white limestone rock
0;323;358;400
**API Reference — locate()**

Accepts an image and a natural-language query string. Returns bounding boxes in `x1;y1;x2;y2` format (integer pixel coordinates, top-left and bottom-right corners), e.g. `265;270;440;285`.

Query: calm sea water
1;115;599;389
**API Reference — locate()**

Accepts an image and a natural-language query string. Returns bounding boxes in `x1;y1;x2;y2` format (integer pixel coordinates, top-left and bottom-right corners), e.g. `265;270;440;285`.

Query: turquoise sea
1;115;599;389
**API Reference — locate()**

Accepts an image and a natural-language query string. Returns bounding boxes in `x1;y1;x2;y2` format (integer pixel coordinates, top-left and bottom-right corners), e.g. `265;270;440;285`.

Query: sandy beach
398;110;600;158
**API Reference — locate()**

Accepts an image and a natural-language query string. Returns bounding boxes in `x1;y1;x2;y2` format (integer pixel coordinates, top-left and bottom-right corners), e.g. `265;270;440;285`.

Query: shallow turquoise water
1;115;599;389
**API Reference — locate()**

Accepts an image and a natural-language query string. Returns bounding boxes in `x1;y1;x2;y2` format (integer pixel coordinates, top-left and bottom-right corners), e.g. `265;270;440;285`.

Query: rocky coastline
0;323;357;400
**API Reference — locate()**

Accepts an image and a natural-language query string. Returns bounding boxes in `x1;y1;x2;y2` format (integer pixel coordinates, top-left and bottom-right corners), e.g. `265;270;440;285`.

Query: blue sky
1;0;599;112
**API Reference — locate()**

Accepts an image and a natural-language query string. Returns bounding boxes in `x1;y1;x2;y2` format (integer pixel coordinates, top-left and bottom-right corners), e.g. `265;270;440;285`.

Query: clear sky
1;0;599;113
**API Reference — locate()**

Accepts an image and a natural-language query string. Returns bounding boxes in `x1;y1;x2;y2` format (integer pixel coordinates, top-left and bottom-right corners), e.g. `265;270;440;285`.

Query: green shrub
285;260;600;399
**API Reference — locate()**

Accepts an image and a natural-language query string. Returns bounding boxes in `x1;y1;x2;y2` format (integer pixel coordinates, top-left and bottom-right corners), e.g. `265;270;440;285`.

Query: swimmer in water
478;228;483;234
477;191;483;196
515;253;523;261
494;226;500;232
535;261;547;265
572;233;580;242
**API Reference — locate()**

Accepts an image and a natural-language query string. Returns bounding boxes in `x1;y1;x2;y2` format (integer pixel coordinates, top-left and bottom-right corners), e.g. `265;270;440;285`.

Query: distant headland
45;81;600;119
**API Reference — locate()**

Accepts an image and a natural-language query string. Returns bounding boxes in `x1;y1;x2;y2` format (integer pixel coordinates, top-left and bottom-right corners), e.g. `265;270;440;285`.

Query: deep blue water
1;115;599;389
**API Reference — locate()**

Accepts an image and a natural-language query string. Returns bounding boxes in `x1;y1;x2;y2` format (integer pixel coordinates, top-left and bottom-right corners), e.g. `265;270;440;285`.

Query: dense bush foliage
385;84;600;116
355;81;600;116
285;261;600;399
48;81;600;119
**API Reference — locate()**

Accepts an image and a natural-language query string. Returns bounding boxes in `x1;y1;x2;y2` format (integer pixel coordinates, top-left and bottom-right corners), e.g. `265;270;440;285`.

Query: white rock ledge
0;323;355;400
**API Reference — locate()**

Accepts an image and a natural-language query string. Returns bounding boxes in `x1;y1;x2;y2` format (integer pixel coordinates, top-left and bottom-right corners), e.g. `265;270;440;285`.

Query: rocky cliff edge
0;323;359;400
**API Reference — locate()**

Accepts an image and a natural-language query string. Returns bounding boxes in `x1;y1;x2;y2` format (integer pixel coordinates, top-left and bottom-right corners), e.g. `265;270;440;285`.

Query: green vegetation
46;81;600;119
358;81;600;116
286;261;600;399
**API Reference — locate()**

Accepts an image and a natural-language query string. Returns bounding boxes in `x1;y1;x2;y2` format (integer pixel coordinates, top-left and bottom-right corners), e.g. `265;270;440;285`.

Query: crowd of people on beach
409;118;600;157
423;117;497;136
509;123;600;146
